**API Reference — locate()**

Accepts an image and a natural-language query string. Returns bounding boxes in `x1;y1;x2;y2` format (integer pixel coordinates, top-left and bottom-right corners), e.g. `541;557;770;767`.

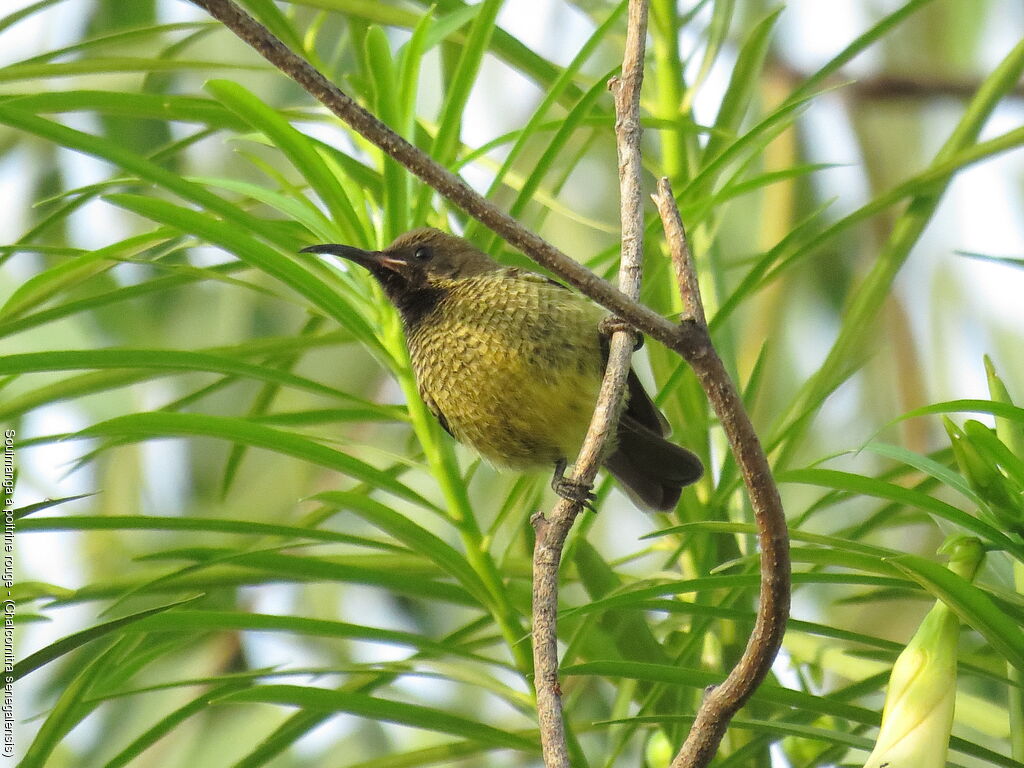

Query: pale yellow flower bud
861;603;959;768
861;538;983;768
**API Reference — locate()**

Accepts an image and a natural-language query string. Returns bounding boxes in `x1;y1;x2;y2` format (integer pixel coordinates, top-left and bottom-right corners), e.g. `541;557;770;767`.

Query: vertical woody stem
531;1;650;765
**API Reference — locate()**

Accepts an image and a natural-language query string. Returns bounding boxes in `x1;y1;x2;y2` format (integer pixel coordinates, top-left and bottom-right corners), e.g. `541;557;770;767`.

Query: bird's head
302;228;502;326
303;227;499;294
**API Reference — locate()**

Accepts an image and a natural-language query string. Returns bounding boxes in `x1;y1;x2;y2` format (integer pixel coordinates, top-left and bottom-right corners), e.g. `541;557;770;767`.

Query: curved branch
654;179;790;768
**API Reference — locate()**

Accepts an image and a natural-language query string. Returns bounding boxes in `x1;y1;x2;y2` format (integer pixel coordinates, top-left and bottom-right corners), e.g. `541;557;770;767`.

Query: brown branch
661;198;705;328
531;3;649;765
188;0;683;351
852;72;1024;101
769;59;1024;102
653;178;791;768
187;2;791;765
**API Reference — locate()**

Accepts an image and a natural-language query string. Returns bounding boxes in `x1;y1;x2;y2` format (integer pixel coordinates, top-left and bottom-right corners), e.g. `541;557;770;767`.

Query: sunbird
303;228;703;511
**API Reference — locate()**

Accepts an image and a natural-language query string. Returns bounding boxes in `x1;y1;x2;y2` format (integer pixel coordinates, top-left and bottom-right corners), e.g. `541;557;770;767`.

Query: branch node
599;316;643;350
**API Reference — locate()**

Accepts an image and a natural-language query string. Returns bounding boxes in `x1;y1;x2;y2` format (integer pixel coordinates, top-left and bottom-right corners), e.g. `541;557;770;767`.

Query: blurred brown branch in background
771;60;1024;101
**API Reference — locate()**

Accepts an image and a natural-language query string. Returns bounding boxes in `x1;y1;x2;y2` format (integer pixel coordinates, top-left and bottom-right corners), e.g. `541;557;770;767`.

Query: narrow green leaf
895;399;1024;425
217;685;536;751
788;0;937;102
19;639;126;768
773;37;1024;465
364;26;409;240
104;192;382;349
862;441;980;505
467;1;627;243
0;335;364;420
12;596;202;681
0;262;245;340
564;571;912;620
888;553;1024;673
297;0;585;110
126;611;497;665
240;0;305;51
710;196;836;331
253;407;405;426
684;90;819;206
205;79;367;246
0;57;263;83
228;709;330;767
13;493;95;520
100;680;251;768
413;0;503;220
959;250;1024;271
565;660;879;725
702;8;782;161
0;104;288;246
10;21;208;66
17;515;398;549
506;68;615;224
417;5;482;52
313;491;492;606
342;739;507;768
0;0;67;36
71;412;438;510
0;349;348;400
779;468;1024;557
645;520;899;559
0;231;169;318
191;175;335;240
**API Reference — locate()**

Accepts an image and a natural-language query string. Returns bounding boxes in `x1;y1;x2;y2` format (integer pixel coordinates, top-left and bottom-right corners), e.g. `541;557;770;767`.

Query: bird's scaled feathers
407;268;608;469
302;227;703;511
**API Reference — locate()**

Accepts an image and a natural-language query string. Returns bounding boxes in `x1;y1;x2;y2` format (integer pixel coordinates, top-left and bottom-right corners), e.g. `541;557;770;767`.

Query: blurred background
2;1;1023;766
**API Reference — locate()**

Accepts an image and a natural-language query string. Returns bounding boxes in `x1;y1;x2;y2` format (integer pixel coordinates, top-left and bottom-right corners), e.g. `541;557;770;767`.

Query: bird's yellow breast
406;270;608;468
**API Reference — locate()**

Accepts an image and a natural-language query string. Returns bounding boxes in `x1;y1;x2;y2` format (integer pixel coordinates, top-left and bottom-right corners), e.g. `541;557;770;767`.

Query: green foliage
2;1;1023;767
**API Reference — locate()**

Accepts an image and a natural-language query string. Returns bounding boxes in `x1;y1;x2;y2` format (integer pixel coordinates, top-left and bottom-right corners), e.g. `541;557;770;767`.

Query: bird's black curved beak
301;243;405;274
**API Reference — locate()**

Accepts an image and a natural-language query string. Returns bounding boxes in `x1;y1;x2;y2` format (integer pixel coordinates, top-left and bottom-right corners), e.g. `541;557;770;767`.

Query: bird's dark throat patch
390;283;448;328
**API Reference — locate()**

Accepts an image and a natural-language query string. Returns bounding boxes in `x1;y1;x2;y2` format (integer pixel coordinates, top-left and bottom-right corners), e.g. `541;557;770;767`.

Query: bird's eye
414;246;433;262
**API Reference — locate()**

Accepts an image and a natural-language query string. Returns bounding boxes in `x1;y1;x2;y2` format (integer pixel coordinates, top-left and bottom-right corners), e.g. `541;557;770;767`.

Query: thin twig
660;196;706;327
530;2;649;765
653;178;791;768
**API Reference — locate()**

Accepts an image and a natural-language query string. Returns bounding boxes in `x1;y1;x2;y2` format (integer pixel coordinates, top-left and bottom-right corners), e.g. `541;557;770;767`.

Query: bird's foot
551;460;597;512
599;316;643;350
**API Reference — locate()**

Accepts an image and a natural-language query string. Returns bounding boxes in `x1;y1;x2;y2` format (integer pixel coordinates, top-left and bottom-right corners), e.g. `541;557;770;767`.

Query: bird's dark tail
604;415;703;512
